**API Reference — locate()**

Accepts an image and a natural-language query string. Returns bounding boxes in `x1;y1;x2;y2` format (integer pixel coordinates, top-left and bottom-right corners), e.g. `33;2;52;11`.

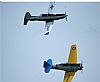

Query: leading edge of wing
63;72;75;82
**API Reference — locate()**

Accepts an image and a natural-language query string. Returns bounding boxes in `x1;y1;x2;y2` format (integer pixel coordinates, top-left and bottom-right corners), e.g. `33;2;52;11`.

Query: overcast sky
1;2;100;82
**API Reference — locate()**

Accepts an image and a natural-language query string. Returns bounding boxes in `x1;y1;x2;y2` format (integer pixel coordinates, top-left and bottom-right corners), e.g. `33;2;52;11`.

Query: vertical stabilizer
24;12;31;25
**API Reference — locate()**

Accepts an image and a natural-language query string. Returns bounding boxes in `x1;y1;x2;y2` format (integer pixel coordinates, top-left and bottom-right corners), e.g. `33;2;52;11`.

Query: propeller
81;60;83;74
64;3;68;22
65;11;68;21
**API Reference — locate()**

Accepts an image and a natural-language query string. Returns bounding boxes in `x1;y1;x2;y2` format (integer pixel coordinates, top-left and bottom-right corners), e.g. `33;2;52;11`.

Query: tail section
24;12;31;25
43;59;53;73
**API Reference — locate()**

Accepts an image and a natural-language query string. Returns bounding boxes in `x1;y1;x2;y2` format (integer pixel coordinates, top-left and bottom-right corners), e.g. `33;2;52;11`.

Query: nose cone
80;64;83;69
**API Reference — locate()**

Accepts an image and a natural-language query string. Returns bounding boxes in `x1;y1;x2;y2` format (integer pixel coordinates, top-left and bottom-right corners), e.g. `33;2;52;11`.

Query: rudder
43;59;53;73
24;12;31;25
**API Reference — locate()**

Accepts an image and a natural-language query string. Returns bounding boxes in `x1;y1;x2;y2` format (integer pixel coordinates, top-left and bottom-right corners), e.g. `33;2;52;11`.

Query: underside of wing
68;44;77;63
48;2;55;14
63;72;75;82
45;21;53;31
45;21;53;28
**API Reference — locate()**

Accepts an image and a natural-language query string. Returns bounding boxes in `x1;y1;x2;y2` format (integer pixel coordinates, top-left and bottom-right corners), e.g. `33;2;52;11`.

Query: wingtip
44;32;49;35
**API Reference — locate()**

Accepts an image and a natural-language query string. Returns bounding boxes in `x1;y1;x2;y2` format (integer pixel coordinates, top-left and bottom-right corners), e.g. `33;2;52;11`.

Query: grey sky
1;2;100;82
0;2;1;82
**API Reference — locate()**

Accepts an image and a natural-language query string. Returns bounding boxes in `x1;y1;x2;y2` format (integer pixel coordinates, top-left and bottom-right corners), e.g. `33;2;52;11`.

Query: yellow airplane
43;44;83;82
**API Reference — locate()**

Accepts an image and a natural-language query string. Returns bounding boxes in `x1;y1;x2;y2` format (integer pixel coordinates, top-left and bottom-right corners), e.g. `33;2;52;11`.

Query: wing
45;21;54;32
68;44;77;63
63;72;75;82
48;2;55;14
63;44;77;82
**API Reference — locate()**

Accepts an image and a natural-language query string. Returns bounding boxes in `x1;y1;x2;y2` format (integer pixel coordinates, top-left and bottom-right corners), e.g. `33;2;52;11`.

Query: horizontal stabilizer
43;59;53;73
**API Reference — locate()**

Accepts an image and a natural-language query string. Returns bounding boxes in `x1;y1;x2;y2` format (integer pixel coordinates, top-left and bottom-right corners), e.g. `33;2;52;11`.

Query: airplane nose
80;64;83;69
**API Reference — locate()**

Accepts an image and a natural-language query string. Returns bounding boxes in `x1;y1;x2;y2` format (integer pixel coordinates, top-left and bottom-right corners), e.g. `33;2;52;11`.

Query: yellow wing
63;72;75;82
63;44;77;82
68;44;77;63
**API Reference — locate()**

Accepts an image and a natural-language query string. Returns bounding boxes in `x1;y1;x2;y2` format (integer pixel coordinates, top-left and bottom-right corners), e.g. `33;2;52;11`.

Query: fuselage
29;14;67;22
52;63;83;72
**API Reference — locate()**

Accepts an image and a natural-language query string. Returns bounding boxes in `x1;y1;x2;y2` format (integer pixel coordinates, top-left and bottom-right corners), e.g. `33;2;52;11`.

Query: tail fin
43;59;53;73
24;12;31;25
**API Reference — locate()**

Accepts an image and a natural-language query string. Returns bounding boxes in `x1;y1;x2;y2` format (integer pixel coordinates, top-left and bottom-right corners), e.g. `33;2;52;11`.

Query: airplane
43;44;83;82
24;2;68;35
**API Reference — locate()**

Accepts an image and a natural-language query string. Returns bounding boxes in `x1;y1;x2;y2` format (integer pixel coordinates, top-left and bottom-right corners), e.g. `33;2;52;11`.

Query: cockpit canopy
40;14;65;17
